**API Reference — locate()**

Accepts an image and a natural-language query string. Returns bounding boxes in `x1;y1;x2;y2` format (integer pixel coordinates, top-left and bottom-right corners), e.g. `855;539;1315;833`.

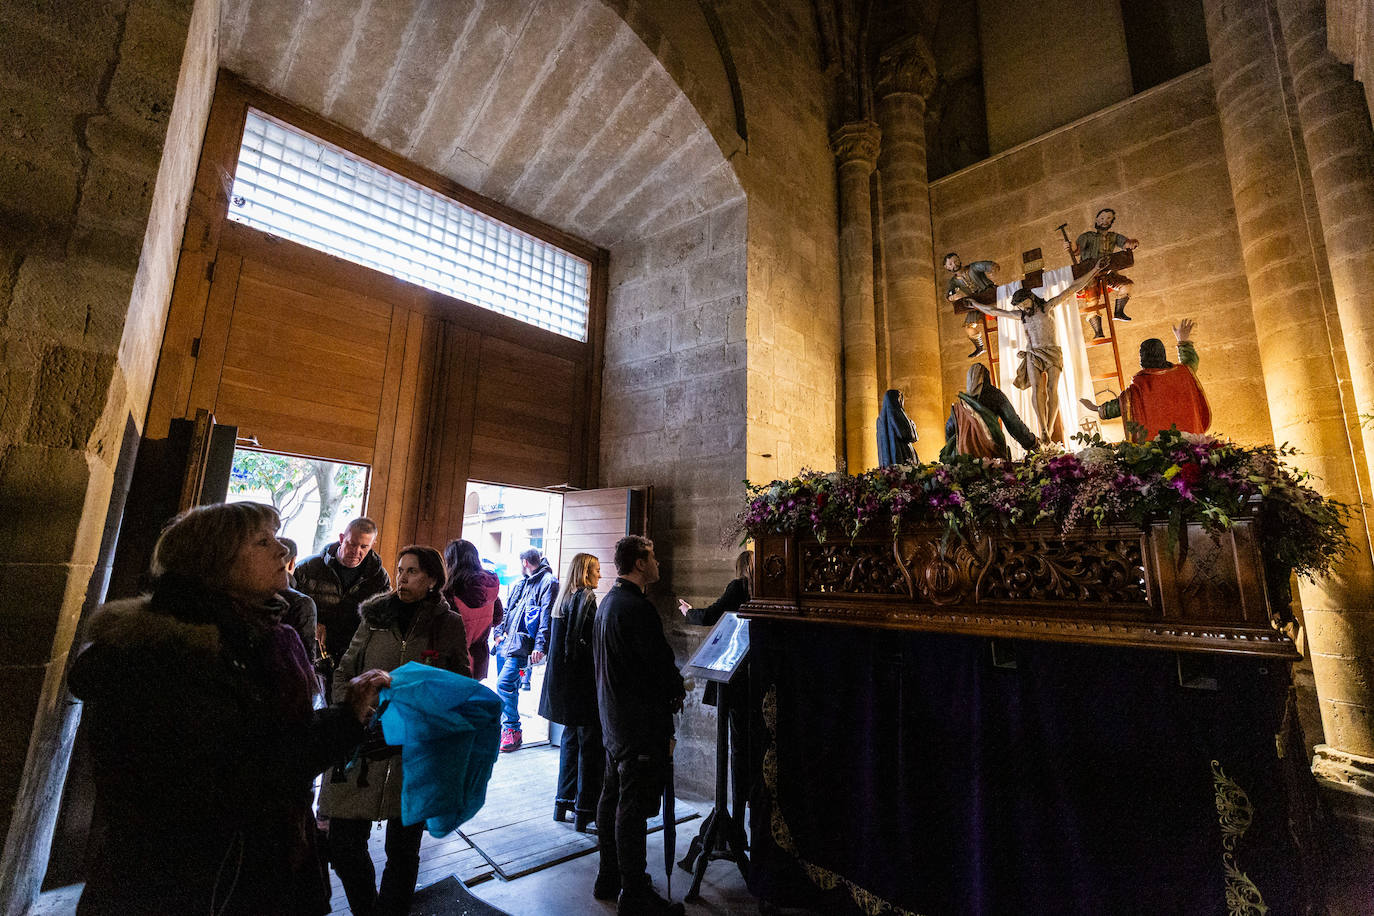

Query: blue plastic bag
378;662;502;837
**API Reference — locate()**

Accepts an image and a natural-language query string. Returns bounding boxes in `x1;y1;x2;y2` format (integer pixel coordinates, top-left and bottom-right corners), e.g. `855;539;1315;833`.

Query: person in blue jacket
492;548;559;752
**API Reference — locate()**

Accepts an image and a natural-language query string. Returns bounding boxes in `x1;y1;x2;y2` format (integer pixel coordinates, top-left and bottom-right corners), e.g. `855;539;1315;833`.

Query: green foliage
735;430;1352;583
230;450;367;552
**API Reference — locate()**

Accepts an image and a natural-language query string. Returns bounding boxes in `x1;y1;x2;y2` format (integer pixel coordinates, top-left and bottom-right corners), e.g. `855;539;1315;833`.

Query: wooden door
560;487;651;599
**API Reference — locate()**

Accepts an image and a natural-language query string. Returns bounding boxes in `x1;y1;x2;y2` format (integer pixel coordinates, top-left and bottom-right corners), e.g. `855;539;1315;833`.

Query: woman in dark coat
537;552;604;832
678;550;754;834
67;502;389;916
321;545;469;916
442;538;504;681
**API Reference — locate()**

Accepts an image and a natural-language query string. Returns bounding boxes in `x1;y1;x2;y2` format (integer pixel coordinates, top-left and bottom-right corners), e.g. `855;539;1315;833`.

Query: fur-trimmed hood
358;589;452;630
70;577;297;708
84;594;223;658
80;579;290;655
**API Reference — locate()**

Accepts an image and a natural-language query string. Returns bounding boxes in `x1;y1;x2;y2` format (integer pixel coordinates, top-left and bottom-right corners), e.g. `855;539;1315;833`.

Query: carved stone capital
830;120;882;167
876;34;937;101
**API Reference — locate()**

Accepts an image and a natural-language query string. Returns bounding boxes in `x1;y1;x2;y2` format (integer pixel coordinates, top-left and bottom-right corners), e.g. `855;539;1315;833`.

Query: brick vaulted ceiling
220;0;740;249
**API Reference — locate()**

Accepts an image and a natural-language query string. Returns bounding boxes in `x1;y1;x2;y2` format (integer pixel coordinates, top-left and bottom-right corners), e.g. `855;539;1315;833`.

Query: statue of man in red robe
1080;318;1211;443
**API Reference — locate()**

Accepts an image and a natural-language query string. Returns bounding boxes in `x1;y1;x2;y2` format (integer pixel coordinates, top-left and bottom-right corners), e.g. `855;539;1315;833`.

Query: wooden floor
457;744;598;879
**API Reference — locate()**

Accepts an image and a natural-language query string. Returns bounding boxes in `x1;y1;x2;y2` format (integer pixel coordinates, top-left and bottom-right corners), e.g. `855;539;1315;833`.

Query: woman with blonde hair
68;502;390;915
537;551;604;832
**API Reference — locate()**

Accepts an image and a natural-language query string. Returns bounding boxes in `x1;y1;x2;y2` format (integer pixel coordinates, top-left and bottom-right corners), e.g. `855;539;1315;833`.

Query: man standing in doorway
294;517;391;680
494;548;559;752
593;536;686;916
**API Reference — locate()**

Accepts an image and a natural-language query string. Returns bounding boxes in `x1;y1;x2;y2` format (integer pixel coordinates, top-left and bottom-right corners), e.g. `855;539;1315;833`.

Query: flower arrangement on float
734;429;1351;582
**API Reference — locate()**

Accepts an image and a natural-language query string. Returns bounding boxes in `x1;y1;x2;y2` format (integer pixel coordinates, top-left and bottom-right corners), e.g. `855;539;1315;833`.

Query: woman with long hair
441;538;504;680
321;545;469;916
537;552;604;832
68;502;389;915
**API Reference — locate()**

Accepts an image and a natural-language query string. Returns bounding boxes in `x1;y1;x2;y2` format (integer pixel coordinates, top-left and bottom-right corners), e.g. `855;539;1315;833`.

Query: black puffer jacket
277;584;319;662
67;576;363;915
294;543;391;664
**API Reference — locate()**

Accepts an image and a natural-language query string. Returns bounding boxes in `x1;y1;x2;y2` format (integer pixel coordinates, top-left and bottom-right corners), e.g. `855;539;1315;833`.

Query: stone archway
228;0;752;794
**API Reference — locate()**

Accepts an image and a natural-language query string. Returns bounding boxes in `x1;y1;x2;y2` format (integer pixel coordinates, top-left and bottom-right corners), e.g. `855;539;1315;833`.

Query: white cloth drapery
993;264;1096;458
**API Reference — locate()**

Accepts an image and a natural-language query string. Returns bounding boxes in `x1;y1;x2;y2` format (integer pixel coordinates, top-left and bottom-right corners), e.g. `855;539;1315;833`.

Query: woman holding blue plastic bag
320;544;469;916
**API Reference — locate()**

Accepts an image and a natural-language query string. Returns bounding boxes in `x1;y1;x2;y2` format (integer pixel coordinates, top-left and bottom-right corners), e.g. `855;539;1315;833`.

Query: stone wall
0;0;220;909
728;0;843;487
930;66;1275;447
978;0;1133;152
600;192;749;807
625;0;842;800
599;187;748;603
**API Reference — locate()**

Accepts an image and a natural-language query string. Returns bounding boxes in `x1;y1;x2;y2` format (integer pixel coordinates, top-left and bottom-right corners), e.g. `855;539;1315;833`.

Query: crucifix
965;257;1107;443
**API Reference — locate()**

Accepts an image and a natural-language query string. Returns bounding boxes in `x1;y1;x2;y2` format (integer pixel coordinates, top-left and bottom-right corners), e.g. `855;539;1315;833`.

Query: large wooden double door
144;76;607;564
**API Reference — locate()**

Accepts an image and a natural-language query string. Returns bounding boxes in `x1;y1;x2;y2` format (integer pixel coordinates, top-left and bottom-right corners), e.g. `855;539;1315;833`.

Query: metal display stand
678;613;751;899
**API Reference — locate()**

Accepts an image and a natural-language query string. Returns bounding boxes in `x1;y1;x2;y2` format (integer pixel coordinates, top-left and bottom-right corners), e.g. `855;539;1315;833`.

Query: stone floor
35;661;774;916
468;826;756;916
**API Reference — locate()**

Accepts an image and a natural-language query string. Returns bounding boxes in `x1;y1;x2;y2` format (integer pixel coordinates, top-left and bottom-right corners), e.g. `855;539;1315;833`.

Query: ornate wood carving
976;533;1147;607
743;518;1297;659
802;543;906;595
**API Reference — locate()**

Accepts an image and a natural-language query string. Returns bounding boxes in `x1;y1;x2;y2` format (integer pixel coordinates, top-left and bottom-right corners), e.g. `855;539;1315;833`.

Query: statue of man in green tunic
944;253;999;358
1066;207;1139;322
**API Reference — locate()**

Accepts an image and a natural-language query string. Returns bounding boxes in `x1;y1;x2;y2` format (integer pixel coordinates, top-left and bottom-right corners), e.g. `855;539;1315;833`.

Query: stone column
875;36;941;450
1203;0;1374;822
1277;0;1374;824
831;121;882;473
1279;0;1374;535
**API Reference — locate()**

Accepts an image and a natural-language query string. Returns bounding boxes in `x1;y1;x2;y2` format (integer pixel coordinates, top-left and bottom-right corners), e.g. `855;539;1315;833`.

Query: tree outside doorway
227;447;369;555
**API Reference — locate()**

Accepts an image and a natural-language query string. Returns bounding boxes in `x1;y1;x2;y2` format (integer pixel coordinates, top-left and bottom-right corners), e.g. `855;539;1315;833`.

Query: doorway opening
462;481;563;750
226;446;371;556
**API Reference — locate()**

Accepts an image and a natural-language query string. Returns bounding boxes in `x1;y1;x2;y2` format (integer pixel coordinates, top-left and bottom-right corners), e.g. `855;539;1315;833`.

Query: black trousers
556;724;605;817
596;745;669;893
328;816;424;916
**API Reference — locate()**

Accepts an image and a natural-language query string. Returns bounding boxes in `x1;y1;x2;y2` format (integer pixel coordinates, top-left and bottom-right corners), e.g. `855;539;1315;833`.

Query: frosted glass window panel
229;110;591;341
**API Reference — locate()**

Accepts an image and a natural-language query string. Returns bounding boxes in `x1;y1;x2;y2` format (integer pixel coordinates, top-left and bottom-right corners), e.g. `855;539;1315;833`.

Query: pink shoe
500;727;523;752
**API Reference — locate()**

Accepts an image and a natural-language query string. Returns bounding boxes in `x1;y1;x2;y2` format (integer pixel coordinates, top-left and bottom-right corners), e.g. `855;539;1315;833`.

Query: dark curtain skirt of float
746;621;1310;915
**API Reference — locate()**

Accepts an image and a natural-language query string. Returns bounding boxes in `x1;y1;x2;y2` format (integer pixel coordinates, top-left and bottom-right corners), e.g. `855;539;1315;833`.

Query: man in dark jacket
293;518;391;677
593;536;686;916
492;548;559;752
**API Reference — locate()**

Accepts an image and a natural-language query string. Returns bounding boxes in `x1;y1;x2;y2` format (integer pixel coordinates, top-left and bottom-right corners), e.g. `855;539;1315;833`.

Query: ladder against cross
951;247;1128;404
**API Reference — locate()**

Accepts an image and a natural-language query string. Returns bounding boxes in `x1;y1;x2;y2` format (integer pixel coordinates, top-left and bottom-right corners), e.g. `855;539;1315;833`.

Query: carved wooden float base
743;518;1298;659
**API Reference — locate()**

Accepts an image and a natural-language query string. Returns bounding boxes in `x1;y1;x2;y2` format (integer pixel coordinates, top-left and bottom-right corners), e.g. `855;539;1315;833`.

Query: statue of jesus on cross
965;258;1109;442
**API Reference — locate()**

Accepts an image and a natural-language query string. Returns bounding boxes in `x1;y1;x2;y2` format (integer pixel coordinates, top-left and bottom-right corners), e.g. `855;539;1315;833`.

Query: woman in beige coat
320;544;469;916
